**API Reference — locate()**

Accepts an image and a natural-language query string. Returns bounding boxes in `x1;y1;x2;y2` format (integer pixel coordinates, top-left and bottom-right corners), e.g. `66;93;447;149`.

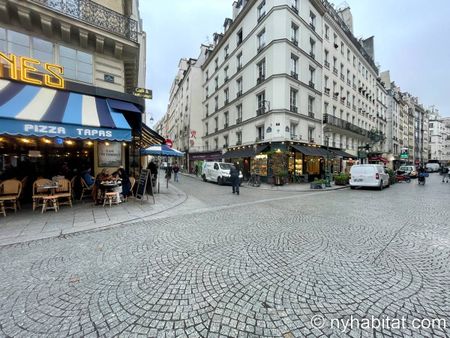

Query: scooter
418;173;426;185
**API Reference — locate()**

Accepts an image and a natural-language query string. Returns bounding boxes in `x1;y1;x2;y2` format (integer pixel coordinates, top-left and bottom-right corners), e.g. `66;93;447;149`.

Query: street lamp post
358;143;371;164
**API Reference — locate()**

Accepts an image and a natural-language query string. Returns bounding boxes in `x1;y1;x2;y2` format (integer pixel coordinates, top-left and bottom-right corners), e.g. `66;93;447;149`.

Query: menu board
136;169;154;203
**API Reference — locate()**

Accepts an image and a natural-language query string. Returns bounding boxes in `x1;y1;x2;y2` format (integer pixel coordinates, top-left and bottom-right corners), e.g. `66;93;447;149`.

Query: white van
349;164;390;190
202;162;243;185
425;163;440;173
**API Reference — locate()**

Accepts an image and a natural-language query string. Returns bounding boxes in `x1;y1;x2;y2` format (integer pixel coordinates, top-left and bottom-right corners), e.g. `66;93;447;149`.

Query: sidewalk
181;172;348;192
0;183;187;247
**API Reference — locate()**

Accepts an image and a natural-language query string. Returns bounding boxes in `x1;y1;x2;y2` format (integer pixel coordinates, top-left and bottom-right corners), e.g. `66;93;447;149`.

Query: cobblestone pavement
0;174;449;337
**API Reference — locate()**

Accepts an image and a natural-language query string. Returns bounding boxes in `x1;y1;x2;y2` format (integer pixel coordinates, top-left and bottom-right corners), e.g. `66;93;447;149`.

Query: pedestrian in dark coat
230;163;240;195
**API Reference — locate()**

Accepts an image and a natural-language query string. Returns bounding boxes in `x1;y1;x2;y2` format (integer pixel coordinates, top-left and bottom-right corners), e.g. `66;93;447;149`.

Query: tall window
309;38;315;58
256;126;264;140
257;29;266;50
205;70;209;81
257;91;266;114
205;122;209;135
224;45;229;59
308;96;315;116
214;138;218;150
236;77;243;96
224;111;229;127
214;77;219;90
309;11;316;30
290;123;297;139
257;58;265;81
257;0;266;19
224;135;228;147
290;54;298;77
290;87;298;112
324;49;329;67
205;86;209;99
324;24;330;40
214;117;218;131
309;66;315;86
237;29;243;46
237;52;242;70
236;131;242;144
291;0;298;10
214;58;218;70
224;66;229;81
205;104;209;117
224;88;229;104
291;22;298;44
59;46;93;83
214;96;218;111
236;104;242;123
308;127;315;142
205;141;209;150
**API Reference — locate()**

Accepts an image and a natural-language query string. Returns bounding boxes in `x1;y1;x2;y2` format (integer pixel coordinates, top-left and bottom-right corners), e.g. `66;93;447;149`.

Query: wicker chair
80;177;94;201
0;179;22;213
55;178;72;208
32;179;52;211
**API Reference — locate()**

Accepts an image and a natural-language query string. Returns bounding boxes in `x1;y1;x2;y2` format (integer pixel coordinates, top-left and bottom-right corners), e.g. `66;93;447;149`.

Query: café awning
330;149;354;159
292;144;333;157
0;79;132;141
223;144;269;159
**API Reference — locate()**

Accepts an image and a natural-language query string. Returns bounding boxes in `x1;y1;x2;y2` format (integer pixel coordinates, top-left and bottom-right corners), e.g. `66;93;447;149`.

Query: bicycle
247;173;261;187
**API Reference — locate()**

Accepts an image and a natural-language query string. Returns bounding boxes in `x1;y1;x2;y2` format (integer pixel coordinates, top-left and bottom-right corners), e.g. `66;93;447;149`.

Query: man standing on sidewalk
173;161;180;182
230;163;240;195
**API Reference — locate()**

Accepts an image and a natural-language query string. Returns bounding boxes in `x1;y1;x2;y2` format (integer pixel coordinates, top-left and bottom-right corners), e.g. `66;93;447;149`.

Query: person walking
173;161;180;182
442;167;449;183
230;163;240;195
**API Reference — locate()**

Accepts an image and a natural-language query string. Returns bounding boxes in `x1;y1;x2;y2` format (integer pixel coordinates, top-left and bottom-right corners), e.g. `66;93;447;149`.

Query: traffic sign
165;139;173;148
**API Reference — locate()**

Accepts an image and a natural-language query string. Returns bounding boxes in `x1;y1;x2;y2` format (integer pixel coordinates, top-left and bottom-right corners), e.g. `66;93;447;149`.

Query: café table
99;181;122;207
38;182;60;213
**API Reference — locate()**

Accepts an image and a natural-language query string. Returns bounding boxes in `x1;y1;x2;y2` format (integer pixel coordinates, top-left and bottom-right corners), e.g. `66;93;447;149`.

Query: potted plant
333;172;349;185
310;178;326;189
271;151;288;185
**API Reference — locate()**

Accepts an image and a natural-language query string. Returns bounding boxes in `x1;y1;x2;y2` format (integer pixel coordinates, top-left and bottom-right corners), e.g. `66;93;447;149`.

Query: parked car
425;163;440;173
398;165;418;178
349;164;390;190
202;162;243;185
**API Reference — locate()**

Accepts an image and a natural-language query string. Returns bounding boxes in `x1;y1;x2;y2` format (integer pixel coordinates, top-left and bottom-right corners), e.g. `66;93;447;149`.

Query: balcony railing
31;0;138;42
290;105;298;113
236;117;242;124
323;113;369;137
256;107;266;116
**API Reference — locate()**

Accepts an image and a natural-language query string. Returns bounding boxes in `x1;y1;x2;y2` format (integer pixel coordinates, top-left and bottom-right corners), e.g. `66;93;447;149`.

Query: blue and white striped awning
0;79;135;141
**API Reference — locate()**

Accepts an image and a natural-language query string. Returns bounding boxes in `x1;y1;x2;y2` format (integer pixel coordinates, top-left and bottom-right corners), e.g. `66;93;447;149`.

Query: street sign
133;87;152;99
165;139;173;148
400;154;408;159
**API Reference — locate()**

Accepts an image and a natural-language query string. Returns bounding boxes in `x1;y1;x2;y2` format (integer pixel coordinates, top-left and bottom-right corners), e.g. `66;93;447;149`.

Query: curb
0;184;189;248
180;173;348;193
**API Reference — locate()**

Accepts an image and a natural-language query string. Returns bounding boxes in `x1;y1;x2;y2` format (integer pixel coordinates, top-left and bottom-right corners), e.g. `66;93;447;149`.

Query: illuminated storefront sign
0;52;65;89
0;119;131;141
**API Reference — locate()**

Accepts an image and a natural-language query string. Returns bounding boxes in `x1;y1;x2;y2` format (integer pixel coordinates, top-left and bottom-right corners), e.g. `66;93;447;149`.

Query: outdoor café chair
80;177;94;201
0;179;22;213
55;178;72;208
32;179;52;211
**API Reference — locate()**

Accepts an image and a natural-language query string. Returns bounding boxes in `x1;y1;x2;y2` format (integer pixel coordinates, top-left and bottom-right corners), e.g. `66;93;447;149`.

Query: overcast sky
140;0;450;125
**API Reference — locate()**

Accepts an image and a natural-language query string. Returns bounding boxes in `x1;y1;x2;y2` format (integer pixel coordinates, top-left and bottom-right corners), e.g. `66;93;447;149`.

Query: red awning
369;156;388;164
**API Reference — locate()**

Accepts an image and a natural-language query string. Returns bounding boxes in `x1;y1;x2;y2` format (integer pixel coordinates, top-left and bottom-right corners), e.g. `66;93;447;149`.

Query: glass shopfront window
305;156;321;175
252;154;267;176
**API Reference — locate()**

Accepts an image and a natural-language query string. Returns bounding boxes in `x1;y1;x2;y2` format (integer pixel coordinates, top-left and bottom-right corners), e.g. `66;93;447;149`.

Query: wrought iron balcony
30;0;138;42
323;113;369;138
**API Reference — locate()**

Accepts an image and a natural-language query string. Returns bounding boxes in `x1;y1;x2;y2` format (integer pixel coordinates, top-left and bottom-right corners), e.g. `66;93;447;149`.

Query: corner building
202;0;332;182
0;0;160;179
